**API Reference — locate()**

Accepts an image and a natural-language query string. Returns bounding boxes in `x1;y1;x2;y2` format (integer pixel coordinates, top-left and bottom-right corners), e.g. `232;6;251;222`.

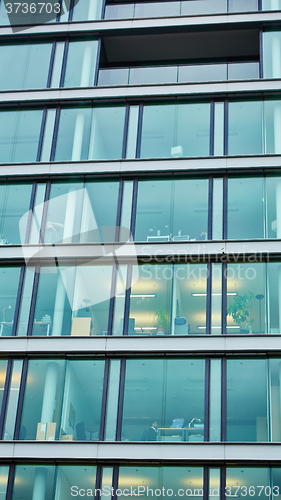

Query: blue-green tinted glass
122;358;205;441
226;467;270;500
0;466;9;500
0;110;43;163
181;0;226;15
118;467;204;500
0;267;21;336
0;360;8;416
272;468;281;500
11;465;55;500
227;177;264;239
226;359;267;441
60;360;105;441
64;40;98;87
263;32;281;78
229;0;258;11
55;466;98;497
55;107;92;161
71;0;103;21
20;359;65;440
0;183;33;244
140;103;210;158
268;267;281;334
227;263;266;334
89;107;126;160
264;100;281;154
228;101;263;155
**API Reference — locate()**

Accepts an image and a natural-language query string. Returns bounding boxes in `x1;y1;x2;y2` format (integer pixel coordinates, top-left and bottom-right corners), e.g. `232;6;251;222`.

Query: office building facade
0;0;281;499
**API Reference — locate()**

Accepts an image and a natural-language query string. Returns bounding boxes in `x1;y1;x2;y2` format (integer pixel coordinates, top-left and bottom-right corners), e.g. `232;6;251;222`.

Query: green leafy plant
155;309;168;332
227;291;255;332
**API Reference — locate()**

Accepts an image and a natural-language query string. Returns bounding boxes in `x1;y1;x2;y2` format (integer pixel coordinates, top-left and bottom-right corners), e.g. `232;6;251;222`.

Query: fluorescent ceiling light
117;294;156;298
192;292;237;297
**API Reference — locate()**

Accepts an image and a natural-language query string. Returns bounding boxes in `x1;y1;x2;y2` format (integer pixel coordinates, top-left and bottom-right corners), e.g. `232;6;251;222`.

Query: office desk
0;322;13;336
33;321;52;336
158;427;204;442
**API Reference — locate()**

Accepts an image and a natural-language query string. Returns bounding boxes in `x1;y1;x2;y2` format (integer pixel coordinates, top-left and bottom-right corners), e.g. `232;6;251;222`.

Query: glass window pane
126;106;139;159
229;0;258;11
226;359;268;441
267;263;281;334
140;104;176;159
54;466;97;499
272;468;281;500
264;100;281;154
16;267;35;337
98;68;129;86
60;359;105;441
50;42;65;88
104;4;134;19
129;264;172;335
0;267;21;337
228;101;263;155
104;360;121;440
72;0;103;21
134;2;180;17
0;360;8;416
55;107;92;161
0;466;9;500
64;40;98;88
11;465;55;500
0;43;52;90
0;183;33;244
122;358;205;442
263;31;281;79
173;263;207;335
20;359;65;440
0;110;43;163
227;263;266;334
226;468;270;500
269;359;281;441
212;178;223;238
209;360;221;441
181;0;227;15
228;62;259;80
227;177;264;239
173;178;209;241
3;360;23;440
178;64;227;83
129;66;177;85
266;176;281;238
89;107;126;160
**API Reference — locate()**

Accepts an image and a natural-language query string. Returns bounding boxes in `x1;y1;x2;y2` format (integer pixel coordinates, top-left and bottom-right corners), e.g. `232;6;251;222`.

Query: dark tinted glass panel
122;358;205;441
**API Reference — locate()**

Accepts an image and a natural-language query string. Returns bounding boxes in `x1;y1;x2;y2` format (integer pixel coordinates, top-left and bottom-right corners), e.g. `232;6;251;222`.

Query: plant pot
240;328;249;334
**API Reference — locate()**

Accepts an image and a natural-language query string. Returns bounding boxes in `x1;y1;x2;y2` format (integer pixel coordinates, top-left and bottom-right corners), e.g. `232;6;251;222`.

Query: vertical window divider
130;179;138;240
208;176;213;240
210;100;215;156
206;262;212;335
115;359;126;441
122;105;131;159
95;465;103;500
204;358;210;441
39;180;51;244
222;176;227;240
123;265;132;336
265;260;269;335
11;265;26;337
0;359;13;439
203;467;209;500
47;41;57;88
24;182;38;244
223;101;228;156
259;28;264;78
108;263;118;336
57;0;63;21
36;108;48;162
262;174;267;238
59;39;70;88
68;0;75;22
135;104;143;159
26;264;40;337
221;261;227;335
221;466;226;500
266;358;271;442
112;465;120;500
99;358;110;441
51;465;59;500
258;0;262;12
13;358;28;440
50;107;61;161
221;358;226;442
101;0;107;20
5;464;15;500
94;37;102;86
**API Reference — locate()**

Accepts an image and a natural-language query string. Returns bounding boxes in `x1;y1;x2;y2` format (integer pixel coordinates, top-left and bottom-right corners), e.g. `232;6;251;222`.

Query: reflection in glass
228;101;263;155
226;359;268;441
0;110;43;163
0;466;8;500
64;40;98;88
140;103;210;159
263;31;281;79
226;468;270;500
268;263;281;334
11;465;55;500
135;178;209;242
3;360;23;440
122;358;205;441
20;359;65;440
60;360;105;441
0;43;52;90
227;263;266;334
0;183;32;244
71;0;103;21
0;267;21;337
0;360;8;419
266;177;281;238
227;177;264;239
55;466;97;499
104;360;121;440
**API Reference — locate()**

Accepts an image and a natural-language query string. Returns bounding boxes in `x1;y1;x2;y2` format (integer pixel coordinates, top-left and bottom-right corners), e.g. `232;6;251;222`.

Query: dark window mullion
122;105;130;160
135;104;143;159
36;108;48;162
221;358;226;442
59;40;70;88
26;264;40;337
206;262;212;335
123;265;132;336
210;100;215;156
5;464;15;500
47;41;57;88
99;358;110;441
13;358;28;440
94;37;102;86
11;265;26;337
204;358;210;441
115;359;126;441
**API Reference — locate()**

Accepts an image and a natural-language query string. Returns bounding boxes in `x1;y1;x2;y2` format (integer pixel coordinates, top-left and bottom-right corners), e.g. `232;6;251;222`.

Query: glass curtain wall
0;267;21;337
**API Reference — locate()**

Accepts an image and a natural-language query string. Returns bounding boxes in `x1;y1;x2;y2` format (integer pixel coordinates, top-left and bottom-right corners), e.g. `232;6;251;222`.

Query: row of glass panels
1;261;281;336
0;0;280;26
1;31;281;91
104;0;281;20
2;175;281;246
0;357;281;443
3;99;281;163
1;465;281;500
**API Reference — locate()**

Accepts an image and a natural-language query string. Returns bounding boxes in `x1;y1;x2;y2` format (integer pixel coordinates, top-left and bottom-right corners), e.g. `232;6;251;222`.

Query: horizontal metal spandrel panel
0;10;279;37
0;442;281;462
1;335;281;355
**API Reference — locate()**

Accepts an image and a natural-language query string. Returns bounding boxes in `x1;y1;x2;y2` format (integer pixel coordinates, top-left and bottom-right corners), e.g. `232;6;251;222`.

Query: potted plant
155;309;168;334
227;291;255;333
